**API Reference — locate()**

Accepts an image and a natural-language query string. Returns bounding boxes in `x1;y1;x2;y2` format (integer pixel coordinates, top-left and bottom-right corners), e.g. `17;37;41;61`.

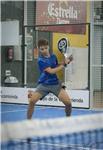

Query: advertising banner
1;87;89;108
36;1;87;34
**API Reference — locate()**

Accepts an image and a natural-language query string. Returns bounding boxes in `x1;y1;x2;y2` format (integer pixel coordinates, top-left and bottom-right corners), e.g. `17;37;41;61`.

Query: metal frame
90;1;94;109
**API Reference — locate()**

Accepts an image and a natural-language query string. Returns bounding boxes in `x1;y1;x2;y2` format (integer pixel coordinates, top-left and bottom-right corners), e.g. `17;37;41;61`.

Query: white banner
1;87;89;108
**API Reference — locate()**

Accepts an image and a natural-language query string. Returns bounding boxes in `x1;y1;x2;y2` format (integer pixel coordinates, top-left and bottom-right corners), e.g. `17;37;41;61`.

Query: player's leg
58;88;72;116
27;91;43;119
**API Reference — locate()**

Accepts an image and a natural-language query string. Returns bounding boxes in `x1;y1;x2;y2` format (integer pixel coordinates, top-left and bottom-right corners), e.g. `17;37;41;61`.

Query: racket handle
69;55;73;61
64;55;73;67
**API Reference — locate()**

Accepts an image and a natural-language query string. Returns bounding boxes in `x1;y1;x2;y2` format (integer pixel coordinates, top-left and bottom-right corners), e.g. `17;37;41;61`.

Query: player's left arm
54;54;69;66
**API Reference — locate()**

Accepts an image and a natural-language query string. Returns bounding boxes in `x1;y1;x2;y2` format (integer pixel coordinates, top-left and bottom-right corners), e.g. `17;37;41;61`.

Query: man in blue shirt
38;53;59;85
27;39;73;119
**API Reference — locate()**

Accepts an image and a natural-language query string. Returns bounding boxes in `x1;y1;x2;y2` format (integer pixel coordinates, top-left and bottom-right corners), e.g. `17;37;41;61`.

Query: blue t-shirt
38;54;59;85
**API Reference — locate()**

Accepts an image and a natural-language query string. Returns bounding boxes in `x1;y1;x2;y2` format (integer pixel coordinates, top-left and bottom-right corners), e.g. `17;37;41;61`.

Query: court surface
1;103;103;150
1;103;103;123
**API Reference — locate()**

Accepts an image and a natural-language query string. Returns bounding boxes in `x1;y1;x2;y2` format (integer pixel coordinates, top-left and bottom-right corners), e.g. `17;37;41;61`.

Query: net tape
1;113;103;143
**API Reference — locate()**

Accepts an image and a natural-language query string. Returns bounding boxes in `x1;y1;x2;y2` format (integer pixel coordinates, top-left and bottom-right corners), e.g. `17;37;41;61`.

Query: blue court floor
1;103;103;123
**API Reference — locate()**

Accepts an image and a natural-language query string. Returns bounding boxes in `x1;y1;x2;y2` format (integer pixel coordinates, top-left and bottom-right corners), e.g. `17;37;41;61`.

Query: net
1;113;103;150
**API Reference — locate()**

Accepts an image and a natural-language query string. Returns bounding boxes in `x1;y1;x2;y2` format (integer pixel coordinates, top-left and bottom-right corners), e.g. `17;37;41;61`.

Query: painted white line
1;109;27;114
2;104;102;113
1;107;58;114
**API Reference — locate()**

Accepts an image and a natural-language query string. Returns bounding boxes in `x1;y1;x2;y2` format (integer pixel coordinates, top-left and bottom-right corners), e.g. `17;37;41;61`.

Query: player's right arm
44;58;69;74
44;65;64;74
38;56;69;74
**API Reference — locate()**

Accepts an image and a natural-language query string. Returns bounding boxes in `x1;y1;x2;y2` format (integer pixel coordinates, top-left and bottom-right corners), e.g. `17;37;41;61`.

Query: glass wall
1;1;103;104
1;1;24;87
1;1;36;87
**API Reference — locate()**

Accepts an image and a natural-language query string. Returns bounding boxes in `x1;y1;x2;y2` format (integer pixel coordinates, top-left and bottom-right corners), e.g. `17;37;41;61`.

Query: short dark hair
38;39;49;48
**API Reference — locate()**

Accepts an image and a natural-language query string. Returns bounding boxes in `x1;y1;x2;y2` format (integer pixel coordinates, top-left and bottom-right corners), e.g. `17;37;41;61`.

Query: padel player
27;39;73;119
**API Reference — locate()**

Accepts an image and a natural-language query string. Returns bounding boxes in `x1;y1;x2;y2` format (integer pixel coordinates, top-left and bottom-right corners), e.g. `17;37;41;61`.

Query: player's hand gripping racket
58;37;73;66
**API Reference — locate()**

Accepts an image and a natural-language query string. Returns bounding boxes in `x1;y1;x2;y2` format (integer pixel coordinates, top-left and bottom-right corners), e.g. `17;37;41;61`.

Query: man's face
39;45;49;56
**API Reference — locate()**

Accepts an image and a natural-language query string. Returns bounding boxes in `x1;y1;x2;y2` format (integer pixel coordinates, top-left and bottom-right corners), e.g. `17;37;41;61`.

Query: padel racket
58;37;73;64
